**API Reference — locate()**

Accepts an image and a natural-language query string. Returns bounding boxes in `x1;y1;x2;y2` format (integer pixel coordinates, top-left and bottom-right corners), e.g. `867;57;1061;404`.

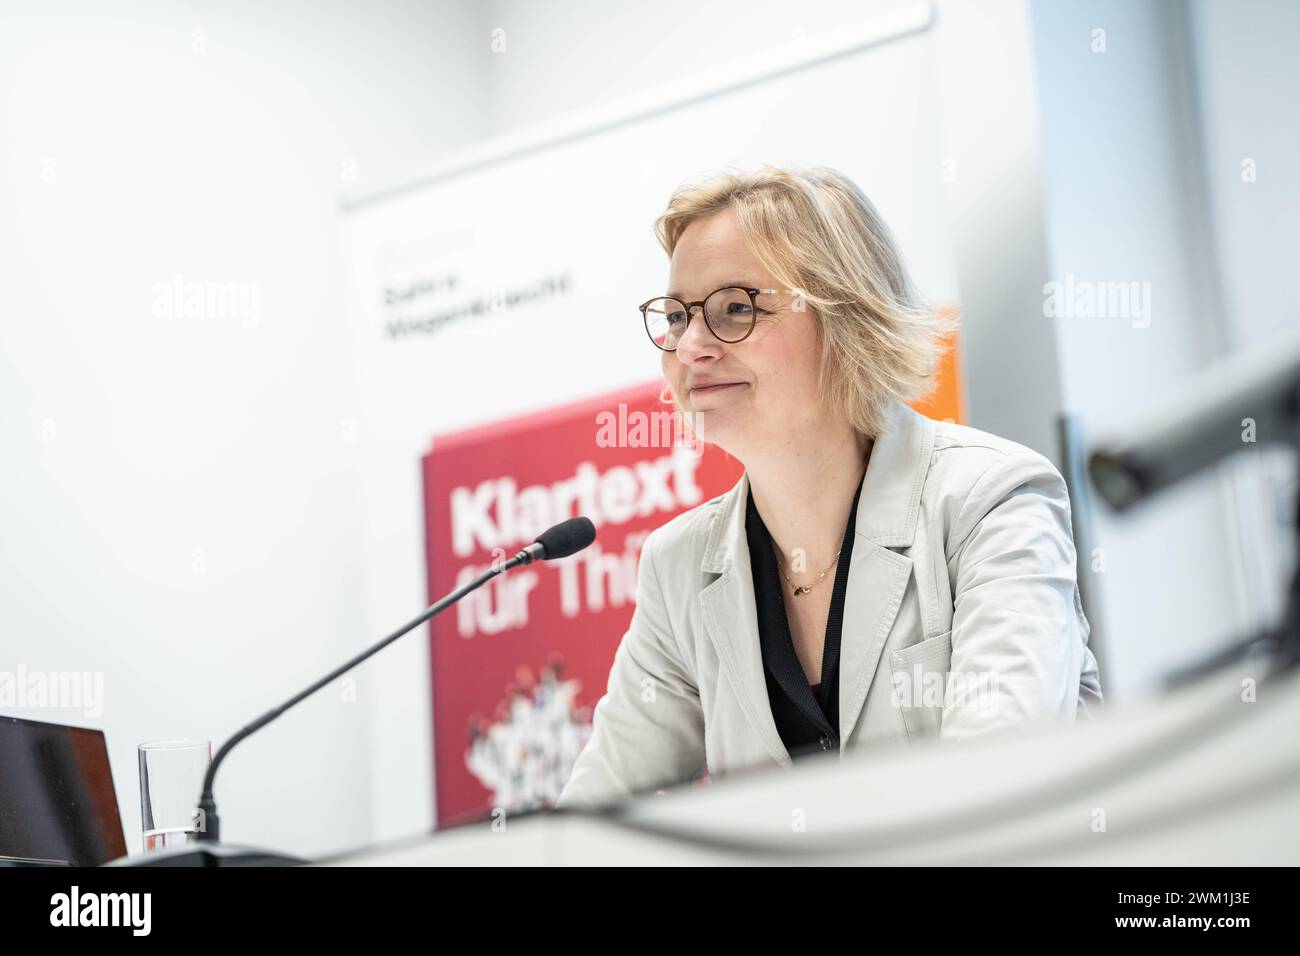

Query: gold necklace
773;543;841;597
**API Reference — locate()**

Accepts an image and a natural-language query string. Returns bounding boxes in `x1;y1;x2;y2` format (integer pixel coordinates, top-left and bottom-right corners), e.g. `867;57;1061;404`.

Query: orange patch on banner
907;308;965;425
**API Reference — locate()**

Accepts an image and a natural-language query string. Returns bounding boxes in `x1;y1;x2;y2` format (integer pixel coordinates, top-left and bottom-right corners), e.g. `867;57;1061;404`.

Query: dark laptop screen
0;716;128;866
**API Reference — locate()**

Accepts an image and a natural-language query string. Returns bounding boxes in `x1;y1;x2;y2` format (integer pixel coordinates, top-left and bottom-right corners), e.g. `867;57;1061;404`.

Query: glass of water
138;739;211;852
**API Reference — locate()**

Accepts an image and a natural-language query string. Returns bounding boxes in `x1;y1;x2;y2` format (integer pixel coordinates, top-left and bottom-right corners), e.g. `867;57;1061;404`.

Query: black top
745;472;865;760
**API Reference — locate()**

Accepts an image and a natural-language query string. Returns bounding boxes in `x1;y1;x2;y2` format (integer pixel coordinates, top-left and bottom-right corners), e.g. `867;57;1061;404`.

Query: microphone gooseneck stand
115;517;596;867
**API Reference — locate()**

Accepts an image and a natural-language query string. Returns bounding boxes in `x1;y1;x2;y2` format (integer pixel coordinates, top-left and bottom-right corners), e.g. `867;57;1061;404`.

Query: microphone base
105;843;308;867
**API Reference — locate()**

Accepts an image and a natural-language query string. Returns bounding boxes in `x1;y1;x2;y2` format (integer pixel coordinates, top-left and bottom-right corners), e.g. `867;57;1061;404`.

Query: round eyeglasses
639;286;779;351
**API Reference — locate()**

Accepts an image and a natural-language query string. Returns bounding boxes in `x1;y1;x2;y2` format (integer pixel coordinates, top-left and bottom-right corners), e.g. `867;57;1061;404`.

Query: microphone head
535;517;596;560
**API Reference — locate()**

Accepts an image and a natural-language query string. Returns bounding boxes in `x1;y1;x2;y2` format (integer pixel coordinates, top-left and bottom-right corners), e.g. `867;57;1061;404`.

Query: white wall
0;0;490;857
484;0;916;128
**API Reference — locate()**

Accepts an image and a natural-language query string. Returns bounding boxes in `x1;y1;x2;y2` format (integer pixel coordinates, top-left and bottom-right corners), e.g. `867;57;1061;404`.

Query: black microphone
511;516;597;565
191;516;597;853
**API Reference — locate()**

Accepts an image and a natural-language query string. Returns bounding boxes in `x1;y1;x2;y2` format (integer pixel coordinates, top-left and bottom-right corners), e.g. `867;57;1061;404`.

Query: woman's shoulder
925;416;1066;493
641;475;741;563
920;416;1074;555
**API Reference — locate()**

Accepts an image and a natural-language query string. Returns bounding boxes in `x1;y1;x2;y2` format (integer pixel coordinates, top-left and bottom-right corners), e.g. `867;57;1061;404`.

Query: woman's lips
689;382;745;395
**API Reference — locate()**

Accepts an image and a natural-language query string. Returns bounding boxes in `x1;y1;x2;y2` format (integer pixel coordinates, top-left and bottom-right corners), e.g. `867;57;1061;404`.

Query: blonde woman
557;165;1102;808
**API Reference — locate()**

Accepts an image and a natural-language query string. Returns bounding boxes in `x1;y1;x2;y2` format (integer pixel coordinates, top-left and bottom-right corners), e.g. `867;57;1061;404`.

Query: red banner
422;381;744;827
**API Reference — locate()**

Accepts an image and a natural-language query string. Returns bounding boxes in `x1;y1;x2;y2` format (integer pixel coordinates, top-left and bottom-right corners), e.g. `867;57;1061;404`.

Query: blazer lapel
838;400;935;745
698;472;794;769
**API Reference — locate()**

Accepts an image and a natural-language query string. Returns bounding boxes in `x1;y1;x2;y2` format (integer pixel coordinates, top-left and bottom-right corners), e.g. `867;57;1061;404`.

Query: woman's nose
673;306;721;362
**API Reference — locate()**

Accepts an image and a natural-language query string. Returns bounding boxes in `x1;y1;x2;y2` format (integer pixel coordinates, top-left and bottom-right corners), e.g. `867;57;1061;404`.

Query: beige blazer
557;398;1103;808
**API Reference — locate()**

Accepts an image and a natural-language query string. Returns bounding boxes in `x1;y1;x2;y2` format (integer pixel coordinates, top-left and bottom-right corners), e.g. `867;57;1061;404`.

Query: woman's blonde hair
653;163;955;439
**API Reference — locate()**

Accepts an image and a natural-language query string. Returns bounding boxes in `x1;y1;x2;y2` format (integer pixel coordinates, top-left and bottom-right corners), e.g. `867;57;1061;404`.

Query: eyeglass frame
638;286;782;351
